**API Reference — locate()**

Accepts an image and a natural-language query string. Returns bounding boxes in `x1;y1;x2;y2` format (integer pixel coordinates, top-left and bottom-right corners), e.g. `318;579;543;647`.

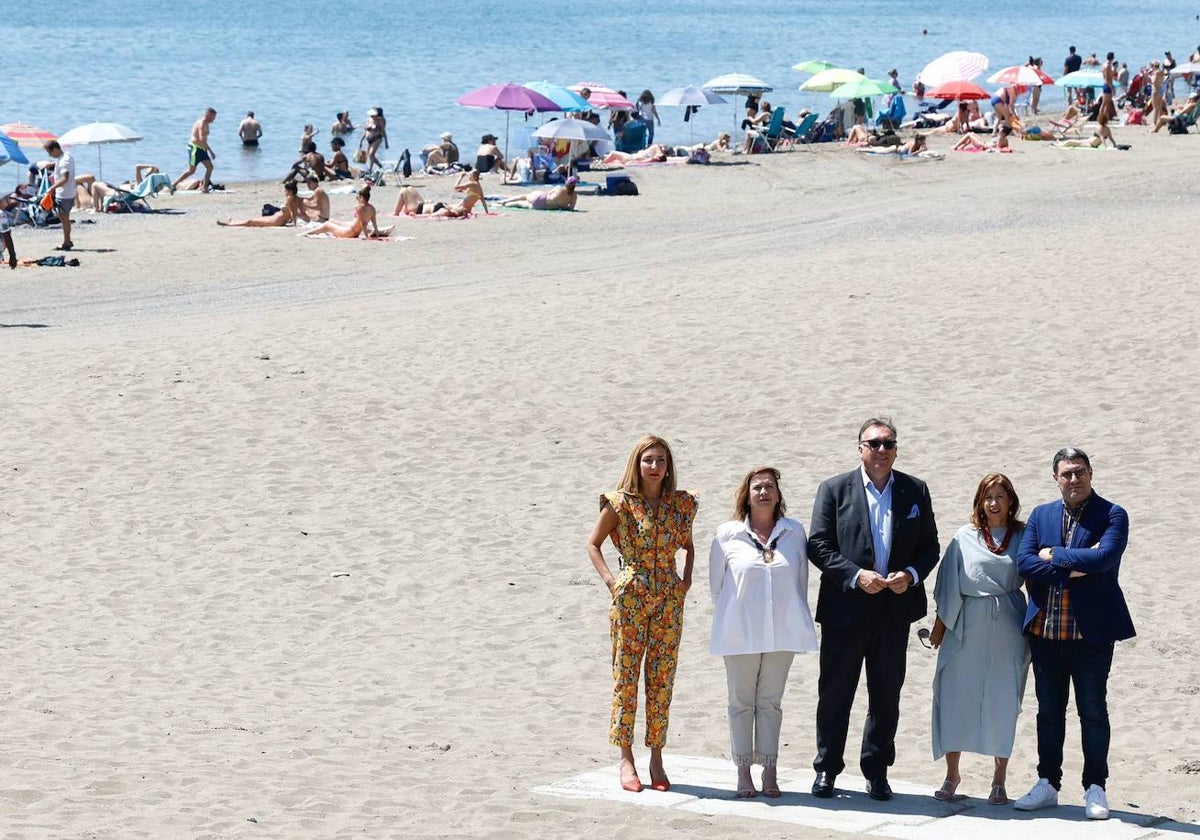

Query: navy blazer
807;468;940;627
1016;491;1136;643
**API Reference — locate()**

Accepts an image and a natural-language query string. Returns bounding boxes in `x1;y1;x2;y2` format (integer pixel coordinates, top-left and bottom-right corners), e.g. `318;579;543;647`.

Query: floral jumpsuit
602;489;698;747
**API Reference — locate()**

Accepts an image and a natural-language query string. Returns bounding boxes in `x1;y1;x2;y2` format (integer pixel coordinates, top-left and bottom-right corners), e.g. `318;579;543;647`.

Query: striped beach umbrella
0;122;57;150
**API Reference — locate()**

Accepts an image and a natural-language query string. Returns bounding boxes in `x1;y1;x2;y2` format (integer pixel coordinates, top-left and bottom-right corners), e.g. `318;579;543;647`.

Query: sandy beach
3;122;1200;838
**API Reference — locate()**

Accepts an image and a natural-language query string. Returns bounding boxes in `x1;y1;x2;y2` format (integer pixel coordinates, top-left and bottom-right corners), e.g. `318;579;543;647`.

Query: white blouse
709;516;819;657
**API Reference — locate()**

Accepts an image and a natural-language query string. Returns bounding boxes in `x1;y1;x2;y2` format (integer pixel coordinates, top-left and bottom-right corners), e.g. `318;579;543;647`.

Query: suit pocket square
907;504;920;519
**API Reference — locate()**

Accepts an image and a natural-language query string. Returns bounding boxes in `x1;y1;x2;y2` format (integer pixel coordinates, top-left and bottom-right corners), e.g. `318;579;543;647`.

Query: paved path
534;755;1199;839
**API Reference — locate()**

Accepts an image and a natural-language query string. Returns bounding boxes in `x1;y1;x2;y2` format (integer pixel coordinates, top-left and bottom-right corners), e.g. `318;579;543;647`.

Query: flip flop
988;784;1009;805
762;785;782;798
735;787;758;799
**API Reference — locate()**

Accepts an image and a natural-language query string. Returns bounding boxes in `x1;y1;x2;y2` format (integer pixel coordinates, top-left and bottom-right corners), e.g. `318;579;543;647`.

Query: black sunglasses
859;439;897;451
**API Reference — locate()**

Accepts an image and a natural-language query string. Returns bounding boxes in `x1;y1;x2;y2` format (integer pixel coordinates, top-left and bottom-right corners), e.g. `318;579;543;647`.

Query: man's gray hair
858;416;897;442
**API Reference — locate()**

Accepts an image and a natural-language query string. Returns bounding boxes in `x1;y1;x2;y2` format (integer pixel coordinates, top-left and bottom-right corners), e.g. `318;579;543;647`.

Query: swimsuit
530;191;549;210
242;139;259;147
188;143;211;166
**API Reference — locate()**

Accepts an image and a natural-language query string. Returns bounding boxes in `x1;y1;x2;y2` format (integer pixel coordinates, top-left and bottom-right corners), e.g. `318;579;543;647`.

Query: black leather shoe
811;771;837;798
866;776;893;801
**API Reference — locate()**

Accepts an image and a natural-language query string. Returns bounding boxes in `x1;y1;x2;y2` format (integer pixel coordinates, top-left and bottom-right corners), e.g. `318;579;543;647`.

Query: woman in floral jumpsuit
587;434;697;793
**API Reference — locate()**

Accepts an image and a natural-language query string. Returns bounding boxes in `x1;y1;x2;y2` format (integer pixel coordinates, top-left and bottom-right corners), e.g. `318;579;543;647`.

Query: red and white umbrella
569;83;633;110
916;51;989;87
0;122;57;150
927;80;992;100
988;65;1054;86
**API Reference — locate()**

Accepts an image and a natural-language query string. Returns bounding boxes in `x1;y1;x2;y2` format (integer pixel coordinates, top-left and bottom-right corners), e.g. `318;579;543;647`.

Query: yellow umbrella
799;68;865;92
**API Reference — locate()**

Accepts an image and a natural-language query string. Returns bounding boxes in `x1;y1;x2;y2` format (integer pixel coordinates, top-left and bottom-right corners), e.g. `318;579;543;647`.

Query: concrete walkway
534;755;1200;839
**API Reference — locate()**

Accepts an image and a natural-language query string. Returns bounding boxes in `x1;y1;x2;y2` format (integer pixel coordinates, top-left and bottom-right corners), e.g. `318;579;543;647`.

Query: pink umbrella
569;82;634;110
456;83;561;163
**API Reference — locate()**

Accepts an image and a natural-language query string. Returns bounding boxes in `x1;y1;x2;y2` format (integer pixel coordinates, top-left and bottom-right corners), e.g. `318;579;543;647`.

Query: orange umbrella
0;122;57;150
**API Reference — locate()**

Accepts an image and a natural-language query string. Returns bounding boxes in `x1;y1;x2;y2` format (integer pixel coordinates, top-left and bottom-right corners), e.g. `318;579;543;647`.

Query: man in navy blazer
807;418;940;801
1014;446;1134;821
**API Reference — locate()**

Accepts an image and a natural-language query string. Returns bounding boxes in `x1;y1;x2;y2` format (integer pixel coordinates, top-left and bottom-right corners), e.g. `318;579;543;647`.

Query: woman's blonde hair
970;473;1023;531
616;435;676;496
731;466;786;521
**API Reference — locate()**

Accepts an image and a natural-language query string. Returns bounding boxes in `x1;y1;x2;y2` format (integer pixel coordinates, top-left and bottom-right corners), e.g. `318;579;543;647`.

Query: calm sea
6;0;1199;183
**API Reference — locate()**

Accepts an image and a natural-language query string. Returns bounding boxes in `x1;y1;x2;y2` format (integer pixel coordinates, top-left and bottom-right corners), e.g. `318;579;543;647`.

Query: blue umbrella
524;80;593;112
0;131;30;166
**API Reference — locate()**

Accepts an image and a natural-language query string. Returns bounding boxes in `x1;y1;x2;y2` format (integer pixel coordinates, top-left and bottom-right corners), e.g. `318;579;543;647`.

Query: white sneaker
1013;778;1059;811
1084;784;1110;820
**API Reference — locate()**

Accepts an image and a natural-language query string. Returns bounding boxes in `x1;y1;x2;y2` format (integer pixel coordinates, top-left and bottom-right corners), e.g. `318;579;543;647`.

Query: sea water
5;0;1199;184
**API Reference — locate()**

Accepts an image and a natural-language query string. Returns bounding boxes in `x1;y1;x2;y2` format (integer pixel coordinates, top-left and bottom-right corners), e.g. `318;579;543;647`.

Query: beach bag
1169;115;1189;134
39;191;55;212
1125;108;1144;125
611;179;639;196
262;203;281;216
353;148;367;164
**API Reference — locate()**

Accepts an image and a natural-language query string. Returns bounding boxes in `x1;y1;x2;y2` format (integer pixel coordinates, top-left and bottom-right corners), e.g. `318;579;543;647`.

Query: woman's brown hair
731;466;786;521
970;473;1023;531
616;435;676;496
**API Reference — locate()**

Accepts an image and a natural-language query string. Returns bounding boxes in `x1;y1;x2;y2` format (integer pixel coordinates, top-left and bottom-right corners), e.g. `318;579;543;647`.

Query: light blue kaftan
931;524;1030;759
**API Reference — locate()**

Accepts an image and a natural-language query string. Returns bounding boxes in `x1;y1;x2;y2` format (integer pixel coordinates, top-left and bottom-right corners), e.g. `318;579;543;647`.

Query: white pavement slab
533;755;1200;839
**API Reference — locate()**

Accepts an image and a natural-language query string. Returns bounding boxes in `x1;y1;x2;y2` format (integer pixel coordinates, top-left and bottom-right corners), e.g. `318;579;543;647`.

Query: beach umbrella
988;65;1052;86
1169;61;1200;75
456;83;561;162
0;122;57;150
829;77;899;99
703;73;773;136
524;81;592;112
792;59;837;74
57;122;143;180
0;131;30;166
916;51;989;87
532;119;611;143
927;80;991;100
659;85;728;107
1056;70;1106;89
568;83;634;110
798;68;865;92
658;86;728;141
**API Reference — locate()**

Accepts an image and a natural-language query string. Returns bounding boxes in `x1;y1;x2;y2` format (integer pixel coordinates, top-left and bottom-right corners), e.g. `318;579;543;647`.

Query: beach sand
2;122;1200;838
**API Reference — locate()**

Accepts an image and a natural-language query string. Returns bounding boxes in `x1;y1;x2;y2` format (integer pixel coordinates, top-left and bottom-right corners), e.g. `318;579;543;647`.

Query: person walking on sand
807;417;940;802
238;111;262;147
43;140;76;251
587;435;697;794
1013;447;1135;821
174;108;217;192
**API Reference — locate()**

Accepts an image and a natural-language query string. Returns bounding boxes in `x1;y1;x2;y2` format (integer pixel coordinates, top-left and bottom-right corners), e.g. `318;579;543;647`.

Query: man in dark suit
807;418;940;801
1014;447;1134;820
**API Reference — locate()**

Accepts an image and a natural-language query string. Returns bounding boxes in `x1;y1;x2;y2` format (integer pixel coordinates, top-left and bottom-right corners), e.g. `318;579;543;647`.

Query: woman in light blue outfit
929;473;1030;806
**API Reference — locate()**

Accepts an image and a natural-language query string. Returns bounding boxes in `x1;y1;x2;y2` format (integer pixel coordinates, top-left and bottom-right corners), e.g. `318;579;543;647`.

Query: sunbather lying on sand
392;170;489;217
600;145;669;165
217;182;303;227
498;177;578;211
305;187;392;238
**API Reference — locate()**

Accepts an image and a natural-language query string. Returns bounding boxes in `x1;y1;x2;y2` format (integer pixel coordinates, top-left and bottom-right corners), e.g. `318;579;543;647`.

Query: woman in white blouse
710;466;818;798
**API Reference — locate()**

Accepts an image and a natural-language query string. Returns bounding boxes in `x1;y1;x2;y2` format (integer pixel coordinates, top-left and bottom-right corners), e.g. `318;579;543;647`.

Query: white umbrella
703;73;772;138
916;51;989;87
659;86;727;107
532;119;611;142
659;86;728;142
57;122;143;180
1169;61;1200;75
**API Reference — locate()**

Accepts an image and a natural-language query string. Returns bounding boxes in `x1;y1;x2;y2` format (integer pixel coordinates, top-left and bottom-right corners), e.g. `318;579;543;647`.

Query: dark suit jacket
807;468;940;628
1016;491;1136;643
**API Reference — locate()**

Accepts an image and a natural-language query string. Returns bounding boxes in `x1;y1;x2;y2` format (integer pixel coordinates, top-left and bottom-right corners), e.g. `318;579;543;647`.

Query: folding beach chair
781;112;820;149
616;121;649;153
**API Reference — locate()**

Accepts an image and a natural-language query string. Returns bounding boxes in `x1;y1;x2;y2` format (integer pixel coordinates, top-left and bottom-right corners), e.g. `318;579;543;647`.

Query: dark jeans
814;612;909;779
1029;635;1114;791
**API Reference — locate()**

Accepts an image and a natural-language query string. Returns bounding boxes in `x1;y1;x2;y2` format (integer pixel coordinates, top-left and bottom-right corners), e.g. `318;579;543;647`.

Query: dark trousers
813;613;909;779
1029;635;1114;791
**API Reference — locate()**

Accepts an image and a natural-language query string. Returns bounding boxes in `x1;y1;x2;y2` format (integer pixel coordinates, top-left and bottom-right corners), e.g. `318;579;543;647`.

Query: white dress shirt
858;466;920;585
709;516;818;656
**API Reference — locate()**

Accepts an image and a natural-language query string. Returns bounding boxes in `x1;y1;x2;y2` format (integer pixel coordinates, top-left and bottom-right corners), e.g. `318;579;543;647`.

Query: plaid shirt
1030;502;1087;641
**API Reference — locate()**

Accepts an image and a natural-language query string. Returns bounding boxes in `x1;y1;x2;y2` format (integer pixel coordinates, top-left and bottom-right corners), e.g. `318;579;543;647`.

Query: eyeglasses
1058;469;1089;481
917;627;932;649
859;439;897;451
